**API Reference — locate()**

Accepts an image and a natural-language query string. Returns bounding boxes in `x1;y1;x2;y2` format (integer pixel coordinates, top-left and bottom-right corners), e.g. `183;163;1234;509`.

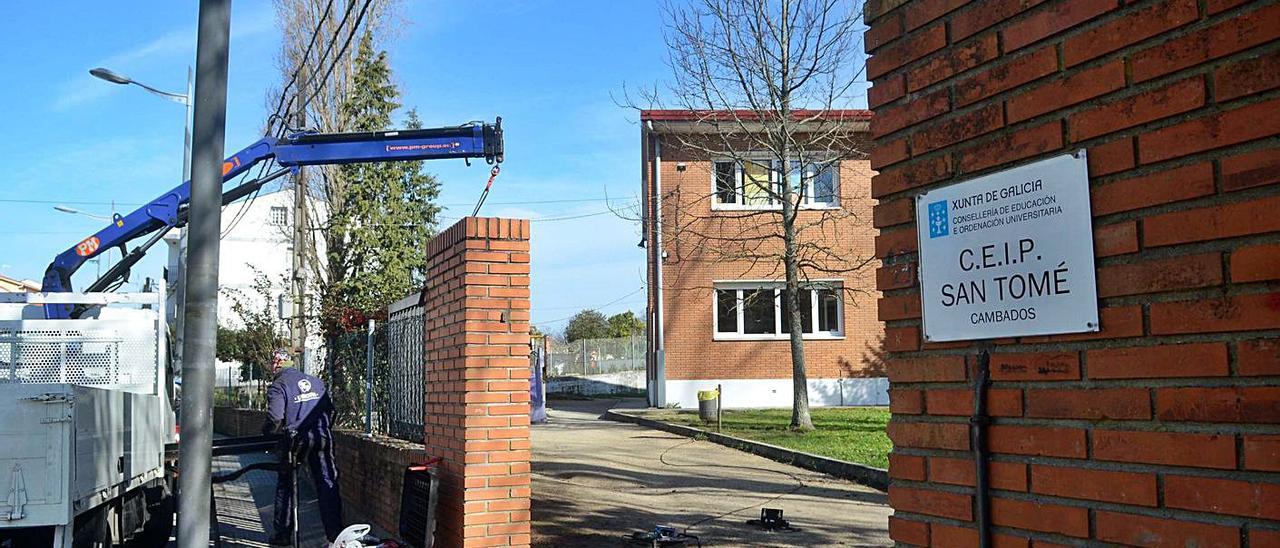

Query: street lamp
89;66;193;181
52;205;111;221
90;65;195;385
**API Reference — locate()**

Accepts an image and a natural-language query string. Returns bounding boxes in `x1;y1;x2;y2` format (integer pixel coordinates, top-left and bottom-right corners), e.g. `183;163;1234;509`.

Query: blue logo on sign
927;200;949;238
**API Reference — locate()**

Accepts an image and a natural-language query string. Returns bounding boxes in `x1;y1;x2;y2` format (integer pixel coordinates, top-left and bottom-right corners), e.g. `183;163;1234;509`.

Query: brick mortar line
890;482;1278;532
891;376;1280;390
869;62;1280;199
868;0;1272;110
876;330;1280;362
871;133;1280;226
891;450;1278;481
889;415;1280;436
887;508;1249;548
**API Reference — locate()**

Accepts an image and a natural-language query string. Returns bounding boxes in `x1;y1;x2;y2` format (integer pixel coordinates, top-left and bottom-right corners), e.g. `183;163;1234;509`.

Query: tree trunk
784;205;814;431
780;1;813;432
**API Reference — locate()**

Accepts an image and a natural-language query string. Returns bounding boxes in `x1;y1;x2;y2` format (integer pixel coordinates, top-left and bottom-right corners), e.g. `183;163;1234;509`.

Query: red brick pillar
864;0;1280;546
422;217;532;547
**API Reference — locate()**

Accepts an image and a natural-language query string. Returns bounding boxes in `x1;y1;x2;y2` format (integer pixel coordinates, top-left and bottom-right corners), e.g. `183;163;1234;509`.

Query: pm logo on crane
75;236;100;257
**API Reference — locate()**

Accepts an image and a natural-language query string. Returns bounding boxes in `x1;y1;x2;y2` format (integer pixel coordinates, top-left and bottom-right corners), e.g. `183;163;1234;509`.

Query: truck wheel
128;486;174;547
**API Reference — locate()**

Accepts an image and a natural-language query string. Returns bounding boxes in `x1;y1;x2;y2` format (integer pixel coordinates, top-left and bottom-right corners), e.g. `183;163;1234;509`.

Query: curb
603;409;888;492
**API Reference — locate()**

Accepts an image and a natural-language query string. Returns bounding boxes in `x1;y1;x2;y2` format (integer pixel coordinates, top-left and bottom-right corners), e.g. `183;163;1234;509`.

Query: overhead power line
265;0;336;135
533;286;647;325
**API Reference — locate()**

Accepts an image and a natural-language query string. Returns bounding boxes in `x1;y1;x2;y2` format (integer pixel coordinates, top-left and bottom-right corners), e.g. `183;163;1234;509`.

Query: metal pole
291;73;308;364
973;346;993;548
183;65;193;182
717;383;722;433
366;318;375;436
178;1;231;545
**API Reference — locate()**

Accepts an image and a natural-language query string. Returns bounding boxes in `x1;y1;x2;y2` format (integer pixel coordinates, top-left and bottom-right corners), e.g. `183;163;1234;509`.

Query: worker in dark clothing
263;350;343;544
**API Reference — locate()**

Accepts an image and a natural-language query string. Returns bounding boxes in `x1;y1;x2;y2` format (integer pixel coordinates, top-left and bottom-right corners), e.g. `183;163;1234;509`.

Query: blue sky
0;1;670;333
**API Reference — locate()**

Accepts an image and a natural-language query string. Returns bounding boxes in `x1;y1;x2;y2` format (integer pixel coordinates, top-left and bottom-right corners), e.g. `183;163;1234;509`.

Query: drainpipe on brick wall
648;120;667;407
972;347;992;548
640;124;654;406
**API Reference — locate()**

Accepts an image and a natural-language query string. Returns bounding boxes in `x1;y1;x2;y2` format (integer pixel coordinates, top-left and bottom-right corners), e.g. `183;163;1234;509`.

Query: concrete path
208;449;330;547
531;399;891;547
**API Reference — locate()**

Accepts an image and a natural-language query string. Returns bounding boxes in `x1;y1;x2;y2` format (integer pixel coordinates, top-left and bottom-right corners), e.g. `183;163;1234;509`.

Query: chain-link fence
323;297;426;442
545;335;645;396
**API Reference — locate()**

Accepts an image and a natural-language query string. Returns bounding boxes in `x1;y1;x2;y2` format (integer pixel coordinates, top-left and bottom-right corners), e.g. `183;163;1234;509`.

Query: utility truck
0;120;503;547
0;287;175;547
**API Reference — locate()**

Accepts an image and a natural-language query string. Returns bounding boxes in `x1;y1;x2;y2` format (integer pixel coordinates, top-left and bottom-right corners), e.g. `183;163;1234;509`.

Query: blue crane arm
41;119;502;319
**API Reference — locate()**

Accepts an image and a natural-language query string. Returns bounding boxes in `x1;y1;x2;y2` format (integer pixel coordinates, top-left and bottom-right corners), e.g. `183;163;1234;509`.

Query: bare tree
639;0;869;431
264;0;401;337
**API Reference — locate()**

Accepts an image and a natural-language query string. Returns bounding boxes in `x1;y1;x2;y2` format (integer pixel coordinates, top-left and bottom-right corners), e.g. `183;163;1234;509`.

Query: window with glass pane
714;161;736;204
716;289;738;333
742;160;773;205
807;162;837;205
742;289;776;334
779;289;813;333
817;289;841;333
269;206;287;226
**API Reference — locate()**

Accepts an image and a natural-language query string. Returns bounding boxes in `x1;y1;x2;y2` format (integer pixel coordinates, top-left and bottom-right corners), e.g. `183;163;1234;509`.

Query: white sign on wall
915;152;1099;342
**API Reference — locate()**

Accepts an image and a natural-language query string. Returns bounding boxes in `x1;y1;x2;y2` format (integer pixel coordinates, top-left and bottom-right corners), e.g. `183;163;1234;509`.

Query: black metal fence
324;295;426;442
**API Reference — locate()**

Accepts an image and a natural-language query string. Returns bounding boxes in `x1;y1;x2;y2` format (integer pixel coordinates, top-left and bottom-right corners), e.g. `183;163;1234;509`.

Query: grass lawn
645;407;891;469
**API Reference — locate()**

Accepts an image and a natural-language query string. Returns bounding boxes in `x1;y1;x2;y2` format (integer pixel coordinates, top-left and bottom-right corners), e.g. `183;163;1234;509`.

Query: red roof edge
640;109;873;122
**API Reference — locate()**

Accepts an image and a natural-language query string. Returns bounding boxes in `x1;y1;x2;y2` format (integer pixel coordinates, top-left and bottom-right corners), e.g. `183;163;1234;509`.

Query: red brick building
865;0;1279;545
640;110;889;409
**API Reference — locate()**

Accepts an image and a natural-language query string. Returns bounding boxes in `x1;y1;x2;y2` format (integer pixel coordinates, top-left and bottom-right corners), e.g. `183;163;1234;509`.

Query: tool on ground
746;507;794;531
628;526;702;547
40;118;504;319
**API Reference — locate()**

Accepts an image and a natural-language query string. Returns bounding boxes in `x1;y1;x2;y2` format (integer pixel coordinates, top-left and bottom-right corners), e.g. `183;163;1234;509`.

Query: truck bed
0;384;166;528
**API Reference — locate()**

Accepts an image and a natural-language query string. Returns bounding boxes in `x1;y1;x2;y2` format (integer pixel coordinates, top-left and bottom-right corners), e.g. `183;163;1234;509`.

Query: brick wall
212;406;268;436
332;431;427;536
865;0;1279;545
422;217;532;548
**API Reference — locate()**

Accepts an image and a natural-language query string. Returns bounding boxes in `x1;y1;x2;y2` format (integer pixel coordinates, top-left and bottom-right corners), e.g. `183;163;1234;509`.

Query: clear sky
0;0;671;333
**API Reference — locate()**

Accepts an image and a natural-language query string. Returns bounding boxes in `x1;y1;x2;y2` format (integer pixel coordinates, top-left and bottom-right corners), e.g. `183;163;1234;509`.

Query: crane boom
42;118;503;318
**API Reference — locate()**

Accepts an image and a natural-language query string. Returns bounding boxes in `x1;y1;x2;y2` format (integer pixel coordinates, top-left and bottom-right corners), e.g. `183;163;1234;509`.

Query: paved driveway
531;399;891;547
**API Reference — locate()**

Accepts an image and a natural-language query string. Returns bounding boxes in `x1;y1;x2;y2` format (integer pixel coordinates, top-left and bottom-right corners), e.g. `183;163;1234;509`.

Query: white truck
0;288;176;547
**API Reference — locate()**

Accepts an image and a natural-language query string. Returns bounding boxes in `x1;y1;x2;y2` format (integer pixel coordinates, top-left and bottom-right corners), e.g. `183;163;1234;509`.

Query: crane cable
470;165;501;217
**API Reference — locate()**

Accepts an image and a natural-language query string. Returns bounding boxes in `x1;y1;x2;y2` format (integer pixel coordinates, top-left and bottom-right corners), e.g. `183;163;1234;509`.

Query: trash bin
698;389;719;422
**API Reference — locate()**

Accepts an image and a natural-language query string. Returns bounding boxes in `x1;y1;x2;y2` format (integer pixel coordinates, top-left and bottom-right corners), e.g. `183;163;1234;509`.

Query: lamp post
89;67;193;181
91;66;196;386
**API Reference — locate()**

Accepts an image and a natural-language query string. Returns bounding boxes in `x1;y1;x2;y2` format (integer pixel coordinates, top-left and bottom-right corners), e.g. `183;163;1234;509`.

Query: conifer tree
324;30;442;332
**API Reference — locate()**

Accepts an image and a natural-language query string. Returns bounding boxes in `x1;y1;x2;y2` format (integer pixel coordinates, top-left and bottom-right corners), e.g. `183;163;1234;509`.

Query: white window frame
712;279;845;341
269;206;288;226
710;156;841;211
795;160;841;209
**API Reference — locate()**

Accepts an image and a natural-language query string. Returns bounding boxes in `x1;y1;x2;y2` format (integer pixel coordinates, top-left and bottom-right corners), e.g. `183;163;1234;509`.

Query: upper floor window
712;157;839;209
269;206;288;226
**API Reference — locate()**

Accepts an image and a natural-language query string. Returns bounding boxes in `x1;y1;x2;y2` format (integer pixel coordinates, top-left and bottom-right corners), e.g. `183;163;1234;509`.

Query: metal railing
325;293;426;442
0;287;166;396
545;334;645;395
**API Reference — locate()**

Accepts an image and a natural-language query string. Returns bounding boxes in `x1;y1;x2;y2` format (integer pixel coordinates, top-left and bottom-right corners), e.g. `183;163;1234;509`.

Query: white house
164;188;326;381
